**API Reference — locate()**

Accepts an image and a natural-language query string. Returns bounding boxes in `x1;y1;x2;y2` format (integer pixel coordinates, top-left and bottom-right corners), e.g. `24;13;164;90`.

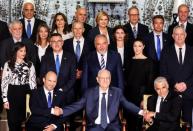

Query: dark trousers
87;124;120;131
7;84;29;131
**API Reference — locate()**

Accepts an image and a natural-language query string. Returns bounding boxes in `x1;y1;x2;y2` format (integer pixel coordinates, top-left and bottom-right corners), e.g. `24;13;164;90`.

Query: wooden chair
82;109;127;131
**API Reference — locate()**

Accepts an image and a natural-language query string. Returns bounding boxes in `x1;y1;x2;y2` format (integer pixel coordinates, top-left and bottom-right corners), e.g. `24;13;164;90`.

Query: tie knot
156;35;160;37
101;54;104;57
102;93;106;96
48;91;51;95
133;26;136;30
179;48;182;51
180;23;184;28
27;20;31;23
77;40;80;44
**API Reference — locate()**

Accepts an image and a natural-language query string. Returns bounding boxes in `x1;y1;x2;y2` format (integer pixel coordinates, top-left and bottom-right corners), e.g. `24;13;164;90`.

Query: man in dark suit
54;69;143;131
168;4;193;46
124;6;149;44
20;0;46;43
40;33;76;105
144;15;169;76
0;20;37;69
64;21;91;99
145;76;182;131
81;34;124;93
0;20;10;42
26;71;64;131
160;25;193;126
69;7;92;39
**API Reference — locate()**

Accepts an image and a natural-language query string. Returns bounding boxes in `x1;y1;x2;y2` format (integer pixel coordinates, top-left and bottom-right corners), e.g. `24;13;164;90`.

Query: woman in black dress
125;39;154;131
1;42;36;131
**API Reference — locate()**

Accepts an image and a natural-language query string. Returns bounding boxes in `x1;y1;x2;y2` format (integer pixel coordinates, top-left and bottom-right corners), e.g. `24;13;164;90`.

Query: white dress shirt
73;37;84;55
36;43;49;61
174;44;186;64
95;88;110;124
25;17;35;33
130;23;138;32
179;21;187;30
97;51;107;68
155;95;167;113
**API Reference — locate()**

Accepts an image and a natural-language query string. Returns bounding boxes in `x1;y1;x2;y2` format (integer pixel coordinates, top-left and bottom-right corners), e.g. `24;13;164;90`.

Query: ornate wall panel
0;0;193;31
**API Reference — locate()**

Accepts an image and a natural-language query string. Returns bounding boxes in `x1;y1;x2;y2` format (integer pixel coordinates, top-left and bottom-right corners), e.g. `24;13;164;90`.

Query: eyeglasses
98;77;110;81
51;40;63;44
129;14;139;16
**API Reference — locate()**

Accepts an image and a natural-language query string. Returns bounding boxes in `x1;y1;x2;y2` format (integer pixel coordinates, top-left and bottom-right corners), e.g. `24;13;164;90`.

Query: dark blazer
62;86;140;129
124;22;149;43
0;20;10;42
0;37;37;68
81;50;124;93
63;38;91;70
168;22;193;46
87;26;113;51
160;44;193;122
26;87;64;131
147;92;182;131
144;32;169;76
20;18;46;43
40;51;76;104
69;23;92;39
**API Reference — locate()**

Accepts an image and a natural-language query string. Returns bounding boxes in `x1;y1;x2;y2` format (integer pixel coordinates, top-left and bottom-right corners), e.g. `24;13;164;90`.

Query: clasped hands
143;110;156;124
53;106;63;116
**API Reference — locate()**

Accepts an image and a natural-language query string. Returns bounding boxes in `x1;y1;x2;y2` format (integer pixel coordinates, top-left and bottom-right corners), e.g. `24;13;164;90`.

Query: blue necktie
101;93;107;129
76;40;81;62
55;54;60;76
100;54;105;69
27;20;31;38
156;35;161;60
48;92;52;108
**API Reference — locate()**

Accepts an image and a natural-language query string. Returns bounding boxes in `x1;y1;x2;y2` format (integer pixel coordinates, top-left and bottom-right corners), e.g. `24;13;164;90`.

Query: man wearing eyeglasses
124;6;149;44
40;33;76;106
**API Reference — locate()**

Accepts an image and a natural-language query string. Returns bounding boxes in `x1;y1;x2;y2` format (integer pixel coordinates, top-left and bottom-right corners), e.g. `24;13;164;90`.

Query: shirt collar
43;86;54;95
25;17;35;23
174;43;186;49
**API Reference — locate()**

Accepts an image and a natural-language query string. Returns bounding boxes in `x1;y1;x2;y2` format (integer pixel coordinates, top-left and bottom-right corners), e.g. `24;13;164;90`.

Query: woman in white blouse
1;42;37;131
51;12;73;41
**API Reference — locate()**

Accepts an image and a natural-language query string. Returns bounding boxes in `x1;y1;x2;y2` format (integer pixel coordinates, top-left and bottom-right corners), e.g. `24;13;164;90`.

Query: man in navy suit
168;4;193;46
144;15;169;76
81;34;124;93
20;0;46;43
40;33;76;105
124;6;149;44
160;25;193;126
64;21;91;99
54;69;143;131
26;71;64;131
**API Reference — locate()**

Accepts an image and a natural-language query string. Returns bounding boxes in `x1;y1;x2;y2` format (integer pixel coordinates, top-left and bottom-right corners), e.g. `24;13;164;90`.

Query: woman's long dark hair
8;42;30;71
113;25;129;45
51;12;70;34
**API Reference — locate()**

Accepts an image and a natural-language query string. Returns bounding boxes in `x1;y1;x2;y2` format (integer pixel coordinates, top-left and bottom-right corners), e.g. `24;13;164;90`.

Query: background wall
0;0;193;31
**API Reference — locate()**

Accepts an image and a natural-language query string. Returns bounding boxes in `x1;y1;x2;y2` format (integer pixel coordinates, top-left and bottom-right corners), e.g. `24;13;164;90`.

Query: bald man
69;7;92;38
26;71;64;131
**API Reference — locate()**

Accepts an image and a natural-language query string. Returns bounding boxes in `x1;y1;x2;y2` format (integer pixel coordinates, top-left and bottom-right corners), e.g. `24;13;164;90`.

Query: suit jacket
0;37;37;68
40;51;76;104
168;22;193;46
20;18;46;43
0;20;10;42
124;22;149;43
69;23;92;39
63;38;91;70
82;50;124;93
147;92;182;131
87;26;113;51
27;87;64;130
62;86;140;129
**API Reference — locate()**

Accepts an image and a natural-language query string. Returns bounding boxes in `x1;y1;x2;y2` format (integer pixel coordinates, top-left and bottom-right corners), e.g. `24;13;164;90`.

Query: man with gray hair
160;25;193;128
145;76;182;131
0;20;37;68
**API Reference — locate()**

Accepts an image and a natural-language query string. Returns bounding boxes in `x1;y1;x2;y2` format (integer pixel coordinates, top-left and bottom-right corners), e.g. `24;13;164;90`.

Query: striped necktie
100;54;105;69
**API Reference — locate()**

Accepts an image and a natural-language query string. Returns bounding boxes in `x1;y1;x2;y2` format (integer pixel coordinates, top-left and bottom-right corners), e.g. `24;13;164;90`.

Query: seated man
26;71;64;131
145;76;182;131
54;69;143;131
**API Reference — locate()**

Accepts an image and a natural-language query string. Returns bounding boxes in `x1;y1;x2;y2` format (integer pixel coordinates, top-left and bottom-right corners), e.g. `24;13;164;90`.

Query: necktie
156;35;161;60
180;23;184;29
101;93;107;129
48;92;52;108
133;26;137;39
76;40;81;62
100;54;105;69
55;54;60;76
27;20;31;38
179;48;182;65
159;97;164;112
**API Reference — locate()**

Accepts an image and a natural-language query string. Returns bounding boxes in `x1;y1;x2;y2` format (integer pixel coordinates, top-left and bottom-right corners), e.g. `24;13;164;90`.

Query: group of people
0;0;193;131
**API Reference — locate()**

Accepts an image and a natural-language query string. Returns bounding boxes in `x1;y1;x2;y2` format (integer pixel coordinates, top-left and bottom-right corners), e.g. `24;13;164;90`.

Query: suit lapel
58;52;67;78
149;33;158;60
93;87;99;119
40;87;49;108
50;52;57;73
106;51;112;70
94;51;102;69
